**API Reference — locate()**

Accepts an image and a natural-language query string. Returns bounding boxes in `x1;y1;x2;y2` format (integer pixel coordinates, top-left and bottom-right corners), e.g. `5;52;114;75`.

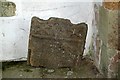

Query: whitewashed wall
0;0;102;61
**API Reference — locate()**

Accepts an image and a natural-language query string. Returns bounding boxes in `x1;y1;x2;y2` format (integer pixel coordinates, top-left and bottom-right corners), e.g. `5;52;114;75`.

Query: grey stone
91;3;120;77
27;17;88;68
0;1;16;17
47;69;55;73
67;71;73;76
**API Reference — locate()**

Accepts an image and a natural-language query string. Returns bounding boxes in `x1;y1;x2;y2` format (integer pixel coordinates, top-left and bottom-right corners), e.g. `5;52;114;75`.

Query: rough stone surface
0;1;16;17
2;58;103;78
108;52;120;78
103;0;120;10
27;17;88;68
0;62;2;79
92;2;120;78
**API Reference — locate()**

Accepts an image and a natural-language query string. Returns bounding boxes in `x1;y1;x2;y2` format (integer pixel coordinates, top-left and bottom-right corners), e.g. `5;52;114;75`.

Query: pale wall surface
0;0;102;61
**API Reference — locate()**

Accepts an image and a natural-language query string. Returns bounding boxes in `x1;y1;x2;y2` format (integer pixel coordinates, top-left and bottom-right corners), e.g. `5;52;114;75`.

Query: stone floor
0;62;2;79
1;58;103;78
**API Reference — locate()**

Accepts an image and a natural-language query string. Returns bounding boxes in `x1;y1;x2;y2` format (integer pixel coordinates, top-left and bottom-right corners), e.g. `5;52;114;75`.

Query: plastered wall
0;0;96;61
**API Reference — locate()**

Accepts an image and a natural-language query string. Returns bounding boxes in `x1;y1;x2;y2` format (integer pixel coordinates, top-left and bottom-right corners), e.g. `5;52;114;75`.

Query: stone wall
92;1;120;78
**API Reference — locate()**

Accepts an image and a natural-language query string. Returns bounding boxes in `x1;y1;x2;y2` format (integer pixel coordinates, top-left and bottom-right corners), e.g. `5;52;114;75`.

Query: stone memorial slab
27;17;88;68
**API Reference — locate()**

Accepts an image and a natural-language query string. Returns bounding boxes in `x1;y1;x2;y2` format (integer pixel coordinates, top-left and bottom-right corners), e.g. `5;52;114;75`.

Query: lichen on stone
0;1;16;17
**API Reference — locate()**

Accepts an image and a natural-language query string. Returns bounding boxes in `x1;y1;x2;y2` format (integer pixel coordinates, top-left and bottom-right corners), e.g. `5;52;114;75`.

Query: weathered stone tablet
27;17;88;68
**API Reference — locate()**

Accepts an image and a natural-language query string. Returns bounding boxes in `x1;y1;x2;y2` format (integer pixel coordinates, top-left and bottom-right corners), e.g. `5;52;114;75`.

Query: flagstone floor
2;58;103;78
